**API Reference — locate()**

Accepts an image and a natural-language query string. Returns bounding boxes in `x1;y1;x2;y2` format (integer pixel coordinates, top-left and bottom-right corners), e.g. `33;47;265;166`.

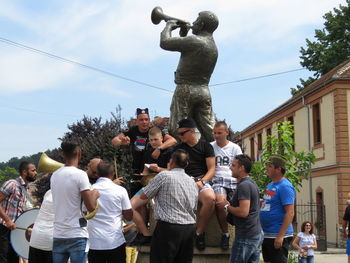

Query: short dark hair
269;155;286;175
19;161;34;174
97;160;114;178
214;121;228;130
301;221;313;234
235;154;252;173
61;141;80;159
171;149;189;169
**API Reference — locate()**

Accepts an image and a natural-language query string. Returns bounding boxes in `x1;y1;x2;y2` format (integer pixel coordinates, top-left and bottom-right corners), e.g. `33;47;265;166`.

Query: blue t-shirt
260;178;295;236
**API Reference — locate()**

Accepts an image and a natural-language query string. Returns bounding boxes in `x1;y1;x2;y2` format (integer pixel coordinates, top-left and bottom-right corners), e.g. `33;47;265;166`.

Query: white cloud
0;48;75;94
0;0;346;94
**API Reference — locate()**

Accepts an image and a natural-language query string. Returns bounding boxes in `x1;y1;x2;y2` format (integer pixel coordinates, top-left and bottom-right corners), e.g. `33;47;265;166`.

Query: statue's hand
166;20;180;30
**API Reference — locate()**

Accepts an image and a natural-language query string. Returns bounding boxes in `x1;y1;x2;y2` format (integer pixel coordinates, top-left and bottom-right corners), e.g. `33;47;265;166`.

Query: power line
0;37;173;93
0;37;306;93
210;68;305;87
0;104;80;118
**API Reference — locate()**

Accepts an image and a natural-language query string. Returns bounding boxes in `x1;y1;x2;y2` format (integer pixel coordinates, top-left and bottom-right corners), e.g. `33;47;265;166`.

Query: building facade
234;59;350;245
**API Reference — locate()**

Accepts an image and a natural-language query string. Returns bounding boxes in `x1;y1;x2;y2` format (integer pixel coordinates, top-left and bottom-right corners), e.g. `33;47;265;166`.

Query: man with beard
0;161;37;263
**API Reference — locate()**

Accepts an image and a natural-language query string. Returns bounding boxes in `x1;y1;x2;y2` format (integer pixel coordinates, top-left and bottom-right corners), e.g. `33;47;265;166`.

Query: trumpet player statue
159;9;218;142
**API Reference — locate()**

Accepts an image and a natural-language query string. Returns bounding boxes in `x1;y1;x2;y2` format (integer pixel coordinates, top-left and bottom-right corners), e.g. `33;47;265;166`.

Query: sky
0;0;347;162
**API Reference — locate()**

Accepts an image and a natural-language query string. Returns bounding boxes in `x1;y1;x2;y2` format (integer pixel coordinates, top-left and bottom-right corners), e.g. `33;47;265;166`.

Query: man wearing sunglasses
0;161;37;263
174;118;216;251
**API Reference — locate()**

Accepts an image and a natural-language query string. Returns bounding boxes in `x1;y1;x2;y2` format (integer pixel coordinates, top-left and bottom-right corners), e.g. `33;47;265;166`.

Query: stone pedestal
135;215;235;263
136;246;230;263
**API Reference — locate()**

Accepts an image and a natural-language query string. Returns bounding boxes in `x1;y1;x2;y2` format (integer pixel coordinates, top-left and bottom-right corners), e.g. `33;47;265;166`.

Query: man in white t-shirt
87;160;133;263
50;141;100;263
211;121;242;249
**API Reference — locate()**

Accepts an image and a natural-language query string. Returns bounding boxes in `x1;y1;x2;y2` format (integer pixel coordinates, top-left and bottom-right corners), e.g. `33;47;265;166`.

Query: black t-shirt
124;126;149;173
230;177;261;238
144;147;173;172
175;141;214;177
343;205;350;235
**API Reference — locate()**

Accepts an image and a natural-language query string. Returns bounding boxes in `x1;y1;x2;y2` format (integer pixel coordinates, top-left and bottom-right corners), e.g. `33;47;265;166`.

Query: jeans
230;231;264;263
52;237;87;263
298;255;314;263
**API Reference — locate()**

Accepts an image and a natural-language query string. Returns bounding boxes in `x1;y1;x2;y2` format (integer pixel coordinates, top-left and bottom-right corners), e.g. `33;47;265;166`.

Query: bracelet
200;179;206;186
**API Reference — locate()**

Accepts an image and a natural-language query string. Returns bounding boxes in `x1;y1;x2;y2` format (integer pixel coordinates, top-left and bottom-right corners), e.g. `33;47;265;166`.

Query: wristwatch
224;204;230;212
200;179;207;186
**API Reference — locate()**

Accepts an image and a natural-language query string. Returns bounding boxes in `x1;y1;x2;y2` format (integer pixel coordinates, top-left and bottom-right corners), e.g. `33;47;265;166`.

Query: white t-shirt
297;232;316;256
51;166;90;238
29;190;54;251
87;177;131;250
211;141;242;178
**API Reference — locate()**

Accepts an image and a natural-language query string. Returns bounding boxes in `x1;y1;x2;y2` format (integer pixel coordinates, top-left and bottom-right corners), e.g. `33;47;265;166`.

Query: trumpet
151;6;192;36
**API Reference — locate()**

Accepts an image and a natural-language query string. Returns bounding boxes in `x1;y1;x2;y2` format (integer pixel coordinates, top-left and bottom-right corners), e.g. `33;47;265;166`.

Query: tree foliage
250;121;315;193
292;0;350;95
58;106;133;189
0;167;19;186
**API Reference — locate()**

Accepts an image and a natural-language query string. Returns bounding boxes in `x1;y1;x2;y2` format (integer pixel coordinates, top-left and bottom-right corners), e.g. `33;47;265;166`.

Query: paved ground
314;248;347;263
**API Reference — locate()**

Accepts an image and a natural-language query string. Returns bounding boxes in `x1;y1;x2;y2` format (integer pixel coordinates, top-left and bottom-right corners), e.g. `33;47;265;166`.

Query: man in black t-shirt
174;118;216;251
217;154;263;262
112;108;176;194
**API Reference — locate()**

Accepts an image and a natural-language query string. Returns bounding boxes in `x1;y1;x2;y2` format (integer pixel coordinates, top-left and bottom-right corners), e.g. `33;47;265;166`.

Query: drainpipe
302;96;314;223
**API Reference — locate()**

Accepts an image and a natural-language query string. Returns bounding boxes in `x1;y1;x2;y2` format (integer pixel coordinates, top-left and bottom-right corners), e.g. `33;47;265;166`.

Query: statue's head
192;11;219;35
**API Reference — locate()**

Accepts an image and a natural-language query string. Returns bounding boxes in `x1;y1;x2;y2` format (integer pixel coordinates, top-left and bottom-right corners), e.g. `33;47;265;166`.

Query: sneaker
195;232;206;251
130;233;152;246
220;234;230;249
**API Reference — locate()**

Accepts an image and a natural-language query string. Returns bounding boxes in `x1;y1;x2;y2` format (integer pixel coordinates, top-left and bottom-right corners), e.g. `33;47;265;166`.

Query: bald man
87;158;123;185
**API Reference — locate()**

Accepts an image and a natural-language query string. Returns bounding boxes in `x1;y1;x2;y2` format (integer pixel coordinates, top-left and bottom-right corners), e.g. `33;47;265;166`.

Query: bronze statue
153;7;218;141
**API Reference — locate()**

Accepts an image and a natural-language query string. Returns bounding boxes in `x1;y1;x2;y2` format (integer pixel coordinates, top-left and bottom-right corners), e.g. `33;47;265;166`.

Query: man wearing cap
112;108;176;195
260;155;295;263
174;118;216;251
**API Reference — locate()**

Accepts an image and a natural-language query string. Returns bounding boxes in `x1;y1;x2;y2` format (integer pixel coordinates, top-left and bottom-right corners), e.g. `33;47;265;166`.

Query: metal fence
294;203;327;251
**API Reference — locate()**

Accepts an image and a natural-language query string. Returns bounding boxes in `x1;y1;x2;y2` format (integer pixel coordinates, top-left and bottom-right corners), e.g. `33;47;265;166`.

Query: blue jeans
230;231;264;263
52;238;87;263
298;255;314;263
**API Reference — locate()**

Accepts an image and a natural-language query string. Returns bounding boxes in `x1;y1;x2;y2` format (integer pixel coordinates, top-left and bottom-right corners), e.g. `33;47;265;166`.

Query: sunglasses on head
178;129;191;136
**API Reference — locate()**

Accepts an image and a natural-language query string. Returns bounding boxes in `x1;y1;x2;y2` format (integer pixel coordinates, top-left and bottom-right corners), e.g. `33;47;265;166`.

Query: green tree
292;0;350;95
0;166;19;185
58;106;133;191
250;121;315;193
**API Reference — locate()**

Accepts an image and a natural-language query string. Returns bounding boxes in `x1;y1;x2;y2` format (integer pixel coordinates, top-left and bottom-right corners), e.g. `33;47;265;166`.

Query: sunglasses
178;129;191;136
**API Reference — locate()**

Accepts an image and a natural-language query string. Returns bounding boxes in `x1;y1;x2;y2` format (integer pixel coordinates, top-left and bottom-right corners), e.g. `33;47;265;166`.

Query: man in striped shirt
140;149;198;263
0;161;37;263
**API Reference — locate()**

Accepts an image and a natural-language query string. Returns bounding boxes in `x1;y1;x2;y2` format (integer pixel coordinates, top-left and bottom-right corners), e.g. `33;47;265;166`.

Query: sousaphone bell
37;152;98;220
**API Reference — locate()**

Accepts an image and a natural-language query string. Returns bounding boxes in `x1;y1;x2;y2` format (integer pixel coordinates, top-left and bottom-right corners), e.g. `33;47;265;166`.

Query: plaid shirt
0;177;28;225
143;168;198;224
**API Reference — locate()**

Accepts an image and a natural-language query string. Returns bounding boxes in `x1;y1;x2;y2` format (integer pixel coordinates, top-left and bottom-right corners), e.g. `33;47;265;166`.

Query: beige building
234;59;350;246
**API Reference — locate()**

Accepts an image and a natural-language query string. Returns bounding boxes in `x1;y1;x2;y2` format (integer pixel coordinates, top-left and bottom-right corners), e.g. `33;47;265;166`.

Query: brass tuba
37;152;98;220
151;6;191;36
37;153;64;173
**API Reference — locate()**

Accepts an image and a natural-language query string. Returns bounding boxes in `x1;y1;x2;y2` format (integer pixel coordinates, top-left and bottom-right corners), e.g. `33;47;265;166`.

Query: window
250;137;255;161
257;133;262;161
287;116;295;150
312;103;321;144
266;128;272;152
